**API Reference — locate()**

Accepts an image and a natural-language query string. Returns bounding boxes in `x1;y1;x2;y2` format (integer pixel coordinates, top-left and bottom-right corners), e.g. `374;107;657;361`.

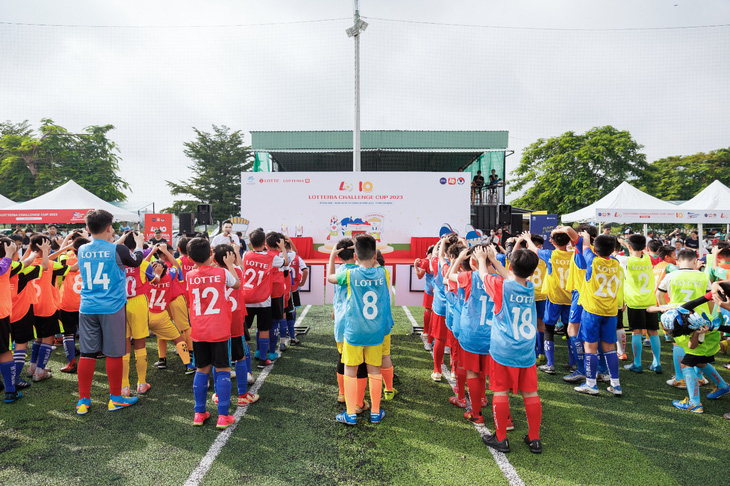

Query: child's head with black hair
72;237;90;254
593;234;616;258
177;236;190;256
510;249;539;279
85;209;114;235
187;237;212;264
627;234;646;252
336;238;355;262
717;243;730;263
213;244;235;267
123;231;139;251
614;239;623;254
426;244;435;257
0;237;15;258
677;248;698;267
658;245;676;263
195;232;209;241
647;239;662;254
150;260;168;279
353;234;377;262
448;243;466;262
530;234;545;248
265;231;281;250
248;228;266;249
551;231;571;249
376;250;385;267
30;233;50;253
50;239;60;251
442;233;460;255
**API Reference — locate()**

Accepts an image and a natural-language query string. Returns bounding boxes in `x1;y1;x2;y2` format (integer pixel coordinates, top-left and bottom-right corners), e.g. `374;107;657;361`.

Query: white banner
241;172;470;252
596;208;730;224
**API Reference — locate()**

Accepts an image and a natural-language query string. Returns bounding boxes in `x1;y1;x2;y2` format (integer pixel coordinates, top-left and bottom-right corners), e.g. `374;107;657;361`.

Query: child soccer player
475;245;543;454
415;245;435;350
281;238;307;349
76;210;145;415
58;234;89;374
265;232;290;360
445;242;468;405
0;238;23;403
622;234;662;374
186;237;241;429
330;235;392;425
430;234;460;381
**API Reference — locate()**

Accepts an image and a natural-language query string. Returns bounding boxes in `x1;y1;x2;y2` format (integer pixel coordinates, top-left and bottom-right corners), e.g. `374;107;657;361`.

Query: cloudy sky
1;0;728;212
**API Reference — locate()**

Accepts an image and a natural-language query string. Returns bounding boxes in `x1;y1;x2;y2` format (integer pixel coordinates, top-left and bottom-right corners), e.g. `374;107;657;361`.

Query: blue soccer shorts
579;310;618;344
544;300;570;326
569;290;583;324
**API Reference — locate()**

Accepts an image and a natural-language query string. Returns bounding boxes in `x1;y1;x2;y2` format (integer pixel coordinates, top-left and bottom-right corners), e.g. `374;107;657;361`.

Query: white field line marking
401;306;525;486
184;305;312;486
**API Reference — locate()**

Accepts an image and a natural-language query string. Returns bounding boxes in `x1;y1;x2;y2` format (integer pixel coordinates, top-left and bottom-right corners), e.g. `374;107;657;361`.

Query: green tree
509;126;648;215
640;148;730;201
165;125;253;222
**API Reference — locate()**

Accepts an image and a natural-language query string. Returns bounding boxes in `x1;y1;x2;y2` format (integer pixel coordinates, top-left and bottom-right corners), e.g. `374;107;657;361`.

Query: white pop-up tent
0;194;14;209
678;180;730;211
561;181;676;223
0;180;139;223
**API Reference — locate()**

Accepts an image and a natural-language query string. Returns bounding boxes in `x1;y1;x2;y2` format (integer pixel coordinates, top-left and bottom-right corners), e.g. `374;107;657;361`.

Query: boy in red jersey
283;240;308;348
265;232;290;360
186;237;241;429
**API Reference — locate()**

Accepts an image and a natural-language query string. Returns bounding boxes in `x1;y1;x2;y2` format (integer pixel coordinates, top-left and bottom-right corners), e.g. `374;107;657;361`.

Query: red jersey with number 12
186;265;232;343
241;251;274;305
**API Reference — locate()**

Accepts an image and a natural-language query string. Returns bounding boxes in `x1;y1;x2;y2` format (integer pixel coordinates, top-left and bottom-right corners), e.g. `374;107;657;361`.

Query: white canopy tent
0;180;139;223
0;194;14;209
678;180;730;255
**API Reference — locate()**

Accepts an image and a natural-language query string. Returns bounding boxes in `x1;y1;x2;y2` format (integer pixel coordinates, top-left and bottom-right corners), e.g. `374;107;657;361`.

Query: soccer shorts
0;316;11;354
430;312;447;340
193;340;230;369
79;307;127;358
681;353;715;367
59;310;79;336
569;291;583;324
336;341;344;355
245;306;272;332
535;300;546;321
231;336;245;362
544;300;570;326
423;292;434;309
126;295;150;340
626;307;658;331
462;350;492;375
580;310;618;344
489;361;538;394
34;311;60;338
381;333;391;356
446;329;455;349
10;309;35;344
271;295;285;320
292;290;301;308
284;296;295;314
148;311;182;340
342;340;383;367
167;295;191;333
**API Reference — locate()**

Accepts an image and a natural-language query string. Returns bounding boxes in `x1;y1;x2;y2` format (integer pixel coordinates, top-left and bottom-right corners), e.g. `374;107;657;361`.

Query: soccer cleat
336;411;358;425
337;394;346;403
4;391;22;403
424;342;433;351
216;415;236;429
32;370;52;382
506;416;515;431
699;377;710;386
383;388;398;400
618;353;628;361
538;364;555;375
238;392;259;406
444;346;451;355
480;396;488;408
137;383;151;395
643;339;651;348
257;359;272;369
16;379;31;390
355;400;370;414
672;397;703;413
370;409;386;424
25;366;36;377
523;435;543;454
649;364;663;374
724;412;730;420
290;337;301;345
430;372;442;382
60;361;77;373
707;384;730;400
483;433;510;453
607;385;623;396
563;371;585;383
596;373;610;383
121;386;131;398
154;357;167;369
267;352;279;361
75;398;90;415
193;411;210;426
185;363;196;375
563;363;577;371
624;364;643;373
449;396;468;408
574;383;599;395
666;377;687;389
108;395;139;411
247;372;255;384
464;411;484;425
212;393;219;404
536;355;546;365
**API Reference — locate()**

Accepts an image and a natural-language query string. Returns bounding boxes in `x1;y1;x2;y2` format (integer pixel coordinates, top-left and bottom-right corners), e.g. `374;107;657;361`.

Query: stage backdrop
241;172;470;253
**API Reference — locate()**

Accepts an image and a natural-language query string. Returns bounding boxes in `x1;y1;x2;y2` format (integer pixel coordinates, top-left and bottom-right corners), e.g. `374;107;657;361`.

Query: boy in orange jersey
58;234;91;373
0;238;24;402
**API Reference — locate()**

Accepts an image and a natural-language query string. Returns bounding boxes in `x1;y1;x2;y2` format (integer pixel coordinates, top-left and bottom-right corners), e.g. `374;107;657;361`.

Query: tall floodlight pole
346;0;368;172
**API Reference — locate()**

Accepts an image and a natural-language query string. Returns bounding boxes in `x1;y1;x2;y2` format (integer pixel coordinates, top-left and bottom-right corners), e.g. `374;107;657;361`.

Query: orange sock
381;366;394;392
357;377;368;407
369;374;383;413
337;372;345;396
344;375;358;415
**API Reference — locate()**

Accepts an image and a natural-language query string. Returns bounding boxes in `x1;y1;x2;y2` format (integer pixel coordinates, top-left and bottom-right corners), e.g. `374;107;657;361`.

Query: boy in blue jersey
75;211;145;415
329;234;393;425
475;244;542;454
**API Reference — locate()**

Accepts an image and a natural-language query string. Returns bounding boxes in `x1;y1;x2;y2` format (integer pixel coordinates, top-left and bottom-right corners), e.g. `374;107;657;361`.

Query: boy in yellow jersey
622;234;662;374
571;231;624;396
657;249;712;388
539;227;573;376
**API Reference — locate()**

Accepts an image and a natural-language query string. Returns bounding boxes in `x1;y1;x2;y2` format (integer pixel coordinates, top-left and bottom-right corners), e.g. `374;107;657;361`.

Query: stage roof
250;130;509;172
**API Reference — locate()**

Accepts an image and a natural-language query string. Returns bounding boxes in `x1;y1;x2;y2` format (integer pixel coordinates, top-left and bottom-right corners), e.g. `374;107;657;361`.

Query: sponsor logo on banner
439;177;447;185
448;178;456;185
457;177;465;185
339;181;373;192
72;211;86;220
688;212;699;219
246;176;256;185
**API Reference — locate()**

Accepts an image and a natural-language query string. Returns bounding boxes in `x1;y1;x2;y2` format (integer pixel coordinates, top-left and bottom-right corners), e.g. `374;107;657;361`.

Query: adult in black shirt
685;230;700;250
148;229;168;247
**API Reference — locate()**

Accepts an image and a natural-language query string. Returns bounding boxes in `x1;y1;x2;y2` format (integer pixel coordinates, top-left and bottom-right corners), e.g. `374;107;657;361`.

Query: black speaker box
179;213;195;235
196;204;213;225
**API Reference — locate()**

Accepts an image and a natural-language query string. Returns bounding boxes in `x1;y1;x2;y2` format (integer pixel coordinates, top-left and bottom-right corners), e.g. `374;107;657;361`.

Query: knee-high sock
13;349;26;384
492;395;510;442
597;348;608;374
337;372;345;396
648;335;661;368
215;371;232;416
344;375;358;415
569;337;584;374
157;338;167;359
544;340;554;367
673;345;685;378
357;377;368;407
287;317;296;341
77;356;96;400
106;356;123;397
616;328;626;356
193;371;209;413
175;341;191;365
423;309;432;335
258;337;269;360
456;368;467;399
30;341;41;367
433;339;446;373
122;353;131;388
278;319;288;339
701;364;728;388
243;340;252;373
524;396;542;441
632;334;643;367
604;350;620;386
236;359;248;395
682;367;700;406
63;335;75;364
585;352;598;387
536;331;545;357
568;336;576;365
268;325;279;354
381;366;394;392
134;348;148;385
0;361;16;393
35;343;53;374
467;376;485;416
369;374;383;414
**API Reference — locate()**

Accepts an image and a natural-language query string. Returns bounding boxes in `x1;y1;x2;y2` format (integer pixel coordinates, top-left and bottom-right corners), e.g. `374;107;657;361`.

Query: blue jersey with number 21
78;239;127;315
485;275;537;368
342;266;393;347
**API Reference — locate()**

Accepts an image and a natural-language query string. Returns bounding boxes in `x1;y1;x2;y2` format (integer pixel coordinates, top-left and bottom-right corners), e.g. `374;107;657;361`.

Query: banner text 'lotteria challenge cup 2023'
240;172;470;253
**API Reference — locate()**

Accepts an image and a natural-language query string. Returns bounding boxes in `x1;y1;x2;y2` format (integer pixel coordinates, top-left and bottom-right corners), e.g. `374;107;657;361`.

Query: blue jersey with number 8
485;276;537;368
342;266;393;347
78;239;127;315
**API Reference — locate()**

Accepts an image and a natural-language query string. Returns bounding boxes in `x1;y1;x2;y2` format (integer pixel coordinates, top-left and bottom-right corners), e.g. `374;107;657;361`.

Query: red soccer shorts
489;361;538;394
430;313;447;340
449;337;462;367
423;293;433;309
461;350;492;376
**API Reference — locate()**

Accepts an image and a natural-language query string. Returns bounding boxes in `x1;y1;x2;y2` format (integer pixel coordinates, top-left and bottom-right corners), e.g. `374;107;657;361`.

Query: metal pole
353;0;361;172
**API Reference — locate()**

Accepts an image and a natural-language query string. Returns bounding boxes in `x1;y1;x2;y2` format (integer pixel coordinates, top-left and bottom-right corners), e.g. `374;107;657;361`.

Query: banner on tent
241;172;470;253
596;208;730;224
0;209;91;224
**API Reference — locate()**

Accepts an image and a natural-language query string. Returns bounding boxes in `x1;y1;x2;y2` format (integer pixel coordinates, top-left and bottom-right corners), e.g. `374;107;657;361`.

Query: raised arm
448;248;469;283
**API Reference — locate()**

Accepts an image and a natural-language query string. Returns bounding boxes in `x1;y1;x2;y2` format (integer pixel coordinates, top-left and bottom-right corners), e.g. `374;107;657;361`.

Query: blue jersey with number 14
343;266;393;347
484;275;537;368
78;239;126;315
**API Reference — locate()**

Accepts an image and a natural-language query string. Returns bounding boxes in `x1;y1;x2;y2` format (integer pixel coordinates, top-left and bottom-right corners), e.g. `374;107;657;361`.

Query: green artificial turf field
0;304;729;485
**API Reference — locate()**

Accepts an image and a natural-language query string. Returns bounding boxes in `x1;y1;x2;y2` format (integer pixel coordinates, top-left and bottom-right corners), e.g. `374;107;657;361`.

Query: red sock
479;373;487;405
77;357;96;400
492;395;510;442
456;369;467;400
467;376;484;415
524;395;542;441
423;309;432;334
433;339;445;373
106;356;123;397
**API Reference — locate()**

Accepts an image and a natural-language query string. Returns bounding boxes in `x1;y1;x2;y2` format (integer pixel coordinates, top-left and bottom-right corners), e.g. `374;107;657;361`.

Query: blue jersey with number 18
78;239;127;315
341;266;392;347
484;275;537;368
